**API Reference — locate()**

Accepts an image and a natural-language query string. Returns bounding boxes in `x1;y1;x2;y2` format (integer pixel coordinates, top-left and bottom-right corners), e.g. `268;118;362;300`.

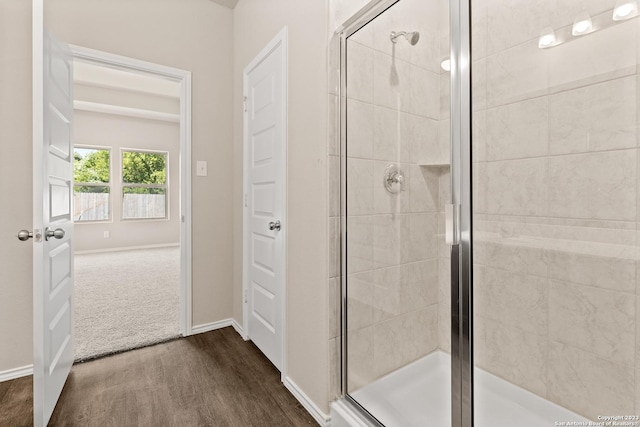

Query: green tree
74;149;110;193
122;151;166;195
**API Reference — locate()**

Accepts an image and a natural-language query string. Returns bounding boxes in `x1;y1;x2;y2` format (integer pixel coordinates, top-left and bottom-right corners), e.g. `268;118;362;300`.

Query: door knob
17;229;42;242
269;220;281;231
45;227;65;241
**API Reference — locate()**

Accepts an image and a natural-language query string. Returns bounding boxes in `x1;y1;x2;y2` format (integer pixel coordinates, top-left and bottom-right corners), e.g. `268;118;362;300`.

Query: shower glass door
471;0;640;425
341;0;451;425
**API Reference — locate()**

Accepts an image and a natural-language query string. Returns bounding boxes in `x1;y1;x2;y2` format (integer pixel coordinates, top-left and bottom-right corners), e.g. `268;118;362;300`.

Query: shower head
390;30;420;45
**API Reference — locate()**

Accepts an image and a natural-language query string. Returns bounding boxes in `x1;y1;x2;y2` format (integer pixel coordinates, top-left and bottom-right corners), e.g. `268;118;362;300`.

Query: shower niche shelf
418;161;450;168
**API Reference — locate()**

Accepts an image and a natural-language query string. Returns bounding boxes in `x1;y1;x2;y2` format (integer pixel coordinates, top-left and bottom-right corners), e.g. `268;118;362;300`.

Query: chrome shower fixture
390;30;420;45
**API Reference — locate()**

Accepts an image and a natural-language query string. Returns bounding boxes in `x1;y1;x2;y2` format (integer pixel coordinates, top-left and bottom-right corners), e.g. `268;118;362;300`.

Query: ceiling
210;0;238;9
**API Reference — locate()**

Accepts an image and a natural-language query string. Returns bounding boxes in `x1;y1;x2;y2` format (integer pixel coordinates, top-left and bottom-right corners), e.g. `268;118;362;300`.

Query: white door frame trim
242;27;288;378
68;45;193;336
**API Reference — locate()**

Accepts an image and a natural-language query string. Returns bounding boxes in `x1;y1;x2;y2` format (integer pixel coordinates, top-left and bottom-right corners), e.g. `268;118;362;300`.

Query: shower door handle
445;204;460;245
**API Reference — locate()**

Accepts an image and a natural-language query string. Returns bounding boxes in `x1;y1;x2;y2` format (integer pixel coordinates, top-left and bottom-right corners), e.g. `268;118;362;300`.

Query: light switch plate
196;161;208;177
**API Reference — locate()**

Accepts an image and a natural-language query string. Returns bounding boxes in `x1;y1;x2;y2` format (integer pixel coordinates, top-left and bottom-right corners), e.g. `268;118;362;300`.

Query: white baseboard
230;319;248;340
74;243;180;255
0;364;33;383
190;318;235;335
283;377;331;427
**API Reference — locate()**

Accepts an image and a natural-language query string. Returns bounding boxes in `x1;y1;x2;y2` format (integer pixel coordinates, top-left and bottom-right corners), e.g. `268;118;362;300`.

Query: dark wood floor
0;327;317;426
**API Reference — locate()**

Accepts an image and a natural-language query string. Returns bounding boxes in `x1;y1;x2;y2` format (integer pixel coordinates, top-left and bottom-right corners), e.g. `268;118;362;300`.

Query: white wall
0;0;234;373
0;0;34;373
232;0;330;414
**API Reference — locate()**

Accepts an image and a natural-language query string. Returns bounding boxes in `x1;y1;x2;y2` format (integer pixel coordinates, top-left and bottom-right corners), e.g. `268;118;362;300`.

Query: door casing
68;45;194;337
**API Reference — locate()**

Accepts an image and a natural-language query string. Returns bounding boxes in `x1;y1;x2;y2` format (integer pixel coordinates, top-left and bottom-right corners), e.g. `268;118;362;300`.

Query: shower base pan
331;351;589;427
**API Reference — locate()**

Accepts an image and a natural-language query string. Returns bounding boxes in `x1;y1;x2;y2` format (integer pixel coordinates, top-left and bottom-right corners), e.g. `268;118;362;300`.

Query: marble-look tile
373;306;439;378
548;248;636;293
474;317;548;397
346;99;374;159
405;113;439;164
409;165;439;213
329;155;340;218
400;213;439;264
472;161;489;215
549;76;637;155
471;0;487;60
486;41;549;108
549;279;635;364
347;271;374;331
328;94;339;156
440;71;450;121
329;277;340;339
346;215;373;274
548;150;636;221
436;119;451;165
485;0;550;56
484;158;548;216
548;341;634;421
472;110;486;163
372;214;402;269
329;337;341;400
346;40;373;104
373;51;440;119
474;239;548;277
438;170;451;210
373;105;401;162
474;265;548;335
328;33;341;96
346;157;374;216
347;325;375;393
372;265;401;323
472;58;487;112
438;257;451;352
485;97;549;161
329;217;340;278
549;20;637;94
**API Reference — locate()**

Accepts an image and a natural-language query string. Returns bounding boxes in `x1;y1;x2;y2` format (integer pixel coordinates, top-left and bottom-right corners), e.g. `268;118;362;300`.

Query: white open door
243;28;287;371
31;20;75;426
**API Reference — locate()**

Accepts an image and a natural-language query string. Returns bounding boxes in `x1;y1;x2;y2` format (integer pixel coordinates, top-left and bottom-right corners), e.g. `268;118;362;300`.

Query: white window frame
120;148;169;221
73;144;112;223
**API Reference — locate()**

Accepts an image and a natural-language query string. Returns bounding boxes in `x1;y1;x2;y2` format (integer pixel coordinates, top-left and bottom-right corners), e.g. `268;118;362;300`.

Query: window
74;147;111;222
121;150;168;220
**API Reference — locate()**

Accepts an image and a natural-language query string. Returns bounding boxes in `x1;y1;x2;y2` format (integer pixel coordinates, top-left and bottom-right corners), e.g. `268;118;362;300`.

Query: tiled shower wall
327;0;450;396
330;0;640;421
471;0;640;420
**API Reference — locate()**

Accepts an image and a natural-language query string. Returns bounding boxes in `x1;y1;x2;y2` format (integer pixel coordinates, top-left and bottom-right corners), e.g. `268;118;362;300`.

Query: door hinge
244;193;248;207
181;215;185;223
244;289;248;304
243;96;248;112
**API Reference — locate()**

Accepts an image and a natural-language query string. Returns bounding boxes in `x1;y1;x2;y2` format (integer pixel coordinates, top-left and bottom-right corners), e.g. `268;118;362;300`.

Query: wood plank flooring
0;327;318;426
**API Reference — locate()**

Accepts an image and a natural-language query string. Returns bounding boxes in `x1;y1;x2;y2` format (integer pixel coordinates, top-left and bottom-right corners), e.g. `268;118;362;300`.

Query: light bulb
538;27;556;48
572;12;594;36
440;58;451;72
613;1;639;20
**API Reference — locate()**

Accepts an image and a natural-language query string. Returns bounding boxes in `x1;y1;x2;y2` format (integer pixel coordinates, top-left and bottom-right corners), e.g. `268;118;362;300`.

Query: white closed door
244;29;287;371
32;30;75;427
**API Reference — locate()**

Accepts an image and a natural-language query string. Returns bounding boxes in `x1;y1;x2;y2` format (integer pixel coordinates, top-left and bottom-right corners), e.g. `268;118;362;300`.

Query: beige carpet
73;246;180;361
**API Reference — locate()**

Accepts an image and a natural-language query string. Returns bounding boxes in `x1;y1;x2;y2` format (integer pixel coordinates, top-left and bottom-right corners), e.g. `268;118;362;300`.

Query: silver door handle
269;220;281;231
17;229;37;241
45;227;65;241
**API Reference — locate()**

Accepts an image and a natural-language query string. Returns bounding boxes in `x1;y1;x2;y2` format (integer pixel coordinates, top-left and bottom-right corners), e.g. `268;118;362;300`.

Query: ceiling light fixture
572;12;594;36
538;27;557;48
613;0;639;20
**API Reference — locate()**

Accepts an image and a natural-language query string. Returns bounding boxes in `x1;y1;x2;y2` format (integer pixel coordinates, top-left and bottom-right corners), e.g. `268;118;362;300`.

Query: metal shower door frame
336;0;473;425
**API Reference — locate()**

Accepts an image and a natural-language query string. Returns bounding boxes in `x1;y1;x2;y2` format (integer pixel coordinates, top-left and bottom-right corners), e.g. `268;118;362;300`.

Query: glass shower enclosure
334;0;640;425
